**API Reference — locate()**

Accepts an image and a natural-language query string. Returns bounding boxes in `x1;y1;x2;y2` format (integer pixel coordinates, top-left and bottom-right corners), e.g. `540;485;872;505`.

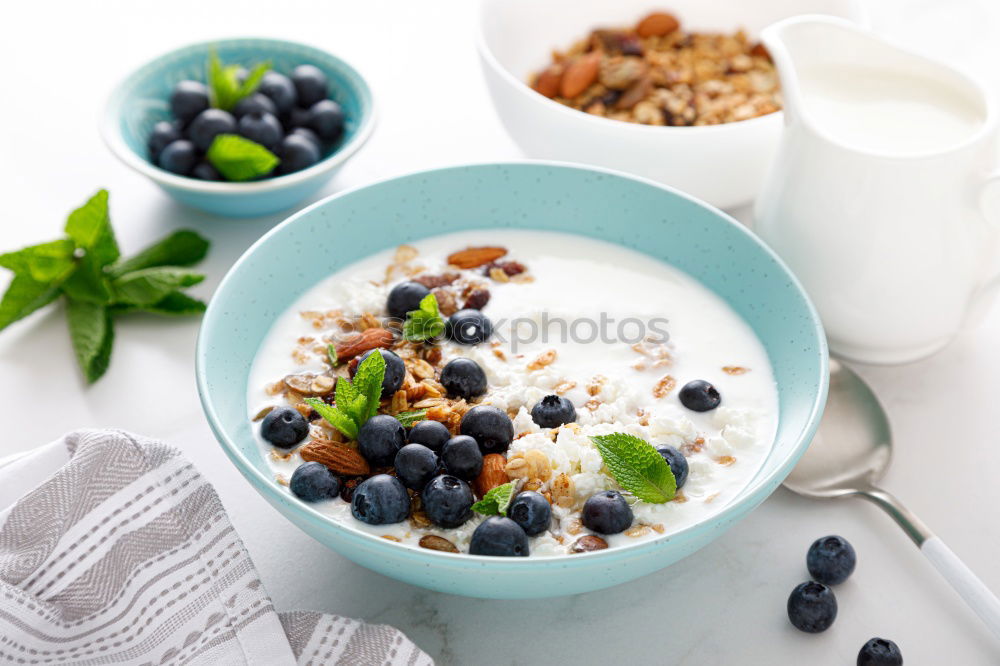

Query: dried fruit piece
335;327;394;361
463;288;491;310
571;535;608;552
474;453;510;498
636;12;680;38
413;272;459;289
447;246;508;269
560;52;600;98
299;439;371;476
615;76;653;110
599;56;648;90
419;535;460;553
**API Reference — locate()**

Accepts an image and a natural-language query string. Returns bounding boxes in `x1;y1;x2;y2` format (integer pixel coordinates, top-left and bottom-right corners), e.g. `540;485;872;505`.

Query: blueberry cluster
786;535;902;665
150;65;345;180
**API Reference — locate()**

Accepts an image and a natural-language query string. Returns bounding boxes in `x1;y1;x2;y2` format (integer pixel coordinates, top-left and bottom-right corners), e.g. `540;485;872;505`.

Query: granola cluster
531;10;781;126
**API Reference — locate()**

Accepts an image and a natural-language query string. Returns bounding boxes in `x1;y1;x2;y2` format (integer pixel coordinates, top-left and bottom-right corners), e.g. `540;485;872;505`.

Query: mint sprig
0;190;210;383
207;51;271;111
403;293;445;342
472;481;518;516
206;134;279;182
590;433;676;503
305;350;386;440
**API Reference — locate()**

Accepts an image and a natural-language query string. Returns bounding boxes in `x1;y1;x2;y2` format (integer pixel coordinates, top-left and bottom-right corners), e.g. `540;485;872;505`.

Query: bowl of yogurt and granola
197;162;827;598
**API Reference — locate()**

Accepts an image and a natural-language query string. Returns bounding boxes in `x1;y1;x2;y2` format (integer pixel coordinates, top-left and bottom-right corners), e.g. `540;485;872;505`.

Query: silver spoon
784;359;1000;639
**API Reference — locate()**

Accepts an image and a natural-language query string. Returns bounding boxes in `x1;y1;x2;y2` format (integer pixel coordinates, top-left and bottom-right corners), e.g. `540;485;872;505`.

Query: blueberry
857;638;902;666
258;71;298;114
289;461;340;502
440;358;487;399
387;281;430;321
530;395;576;428
581;490;633;534
807;535;856;585
276;134;320;175
469;516;529;556
285;106;311;130
422;475;474;528
407;420;451;452
656;445;689;488
170;80;209;124
187;109;237;152
678;379;721;412
459;405;514;454
787;581;837;633
292;64;329;108
394;443;439;490
357;414;405;466
447;309;492;345
192;162;221;181
237;111;284;150
305;99;345;142
289;126;322;149
441;435;483;480
353;348;405;398
148;121;182;161
260;406;309;448
351;474;410;525
233;92;277;118
508;491;551;536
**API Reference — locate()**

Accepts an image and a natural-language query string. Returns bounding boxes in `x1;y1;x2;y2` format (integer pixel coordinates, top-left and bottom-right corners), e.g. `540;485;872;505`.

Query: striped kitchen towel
0;430;432;666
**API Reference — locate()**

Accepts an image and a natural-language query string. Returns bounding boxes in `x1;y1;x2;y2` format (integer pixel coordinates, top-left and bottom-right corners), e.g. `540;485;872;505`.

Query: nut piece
550;472;575;508
419;535;460;553
533;65;563;98
653;374;677;399
335;327;394;362
636;12;680;38
599;56;648;90
474;453;509;498
571;535;608;552
560;52;600;98
505;450;552;482
299;439;371;476
447;246;508;269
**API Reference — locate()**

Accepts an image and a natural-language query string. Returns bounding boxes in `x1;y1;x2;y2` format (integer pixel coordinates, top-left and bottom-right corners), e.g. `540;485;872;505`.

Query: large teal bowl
102;38;375;218
196;162;828;598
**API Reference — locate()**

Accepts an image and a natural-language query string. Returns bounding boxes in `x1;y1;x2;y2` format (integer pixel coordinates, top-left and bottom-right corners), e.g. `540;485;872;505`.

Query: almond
473;453;509;498
532;65;563;98
559;52;600;98
447;246;508;269
299;439;371;476
636;12;680;38
571;535;608;552
419;535;459;553
335;327;394;362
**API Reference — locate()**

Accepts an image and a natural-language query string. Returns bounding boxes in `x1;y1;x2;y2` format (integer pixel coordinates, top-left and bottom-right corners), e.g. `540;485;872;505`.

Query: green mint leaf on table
0;240;76;283
112;267;204;306
304;351;388;440
0;275;60;329
110;291;207;317
395;410;428;428
590;433;676;503
403;293;445;342
206;134;279;181
472;481;517;516
64;189;119;267
109;230;210;277
207;51;270;111
66;300;114;384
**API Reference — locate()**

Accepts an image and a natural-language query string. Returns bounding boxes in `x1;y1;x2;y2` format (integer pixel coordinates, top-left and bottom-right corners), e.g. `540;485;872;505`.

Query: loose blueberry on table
786;581;838;633
807;535;856;585
150;53;346;181
857;638;902;666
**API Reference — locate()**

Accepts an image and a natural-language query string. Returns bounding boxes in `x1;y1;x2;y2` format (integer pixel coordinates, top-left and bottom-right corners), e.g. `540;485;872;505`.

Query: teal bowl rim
196;160;829;566
101;36;377;195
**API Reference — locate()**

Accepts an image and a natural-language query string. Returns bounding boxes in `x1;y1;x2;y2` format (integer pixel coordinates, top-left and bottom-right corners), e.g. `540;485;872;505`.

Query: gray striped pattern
0;430;432;666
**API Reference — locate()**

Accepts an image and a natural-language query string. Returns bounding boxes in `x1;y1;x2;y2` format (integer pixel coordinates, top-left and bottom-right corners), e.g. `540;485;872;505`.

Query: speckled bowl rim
101;36;377;195
196;160;829;565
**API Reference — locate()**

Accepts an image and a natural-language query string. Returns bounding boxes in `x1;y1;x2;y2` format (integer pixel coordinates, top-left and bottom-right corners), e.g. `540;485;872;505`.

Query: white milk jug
754;16;1000;364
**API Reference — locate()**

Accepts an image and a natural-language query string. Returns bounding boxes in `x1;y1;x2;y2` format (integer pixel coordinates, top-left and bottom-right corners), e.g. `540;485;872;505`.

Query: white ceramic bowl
476;0;866;209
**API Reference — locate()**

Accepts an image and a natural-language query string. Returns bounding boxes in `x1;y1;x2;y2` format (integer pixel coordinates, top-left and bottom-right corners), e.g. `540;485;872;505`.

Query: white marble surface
2;0;1000;663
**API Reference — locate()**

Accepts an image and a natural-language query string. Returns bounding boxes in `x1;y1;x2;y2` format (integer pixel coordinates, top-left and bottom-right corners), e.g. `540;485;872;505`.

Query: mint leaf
591;433;676;503
65;190;119;267
206;134;278;181
237;62;270;99
61;253;113;305
403;293;445;342
395;409;428;428
326;343;340;367
0;240;76;283
207;51;242;111
111;291;206;316
304;397;359;441
472;481;517;516
112;267;204;306
0;274;60;330
352;349;387;420
66;299;114;383
110;230;210;277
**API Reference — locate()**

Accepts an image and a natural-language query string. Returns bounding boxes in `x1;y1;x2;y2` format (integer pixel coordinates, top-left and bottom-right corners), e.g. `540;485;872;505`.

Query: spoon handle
922;537;1000;640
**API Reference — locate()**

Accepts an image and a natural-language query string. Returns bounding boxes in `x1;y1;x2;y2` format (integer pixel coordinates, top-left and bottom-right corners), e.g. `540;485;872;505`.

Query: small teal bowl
196;162;828;598
102;38;375;218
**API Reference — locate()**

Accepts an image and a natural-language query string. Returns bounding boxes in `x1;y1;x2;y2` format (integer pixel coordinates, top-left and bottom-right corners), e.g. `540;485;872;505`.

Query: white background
3;0;1000;663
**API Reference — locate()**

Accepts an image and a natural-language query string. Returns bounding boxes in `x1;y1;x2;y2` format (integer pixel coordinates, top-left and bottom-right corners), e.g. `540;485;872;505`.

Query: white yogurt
248;230;778;555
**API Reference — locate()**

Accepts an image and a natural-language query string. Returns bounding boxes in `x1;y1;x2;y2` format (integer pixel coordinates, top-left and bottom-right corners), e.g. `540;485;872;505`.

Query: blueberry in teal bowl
102;38;375;217
196;162;827;598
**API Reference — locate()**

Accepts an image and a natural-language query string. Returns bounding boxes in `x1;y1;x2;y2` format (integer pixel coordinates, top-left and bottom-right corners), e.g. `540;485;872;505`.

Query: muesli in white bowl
248;229;778;556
